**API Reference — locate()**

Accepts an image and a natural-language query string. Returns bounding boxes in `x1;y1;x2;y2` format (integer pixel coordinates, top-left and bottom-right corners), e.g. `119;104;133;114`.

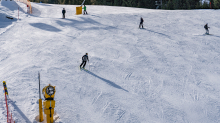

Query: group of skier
62;6;209;34
62;5;88;19
79;20;210;69
139;17;210;34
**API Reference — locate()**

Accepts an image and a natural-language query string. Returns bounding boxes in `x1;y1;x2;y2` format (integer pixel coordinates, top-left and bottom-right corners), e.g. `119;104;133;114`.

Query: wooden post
38;72;44;122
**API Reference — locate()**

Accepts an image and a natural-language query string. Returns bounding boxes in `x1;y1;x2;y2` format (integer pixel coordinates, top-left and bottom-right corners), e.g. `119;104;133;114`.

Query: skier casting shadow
204;23;210;34
80;53;89;69
139;17;144;29
62;8;66;19
82;5;88;15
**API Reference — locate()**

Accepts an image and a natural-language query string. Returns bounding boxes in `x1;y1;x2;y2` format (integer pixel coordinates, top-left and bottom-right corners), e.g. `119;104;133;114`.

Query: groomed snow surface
1;0;220;122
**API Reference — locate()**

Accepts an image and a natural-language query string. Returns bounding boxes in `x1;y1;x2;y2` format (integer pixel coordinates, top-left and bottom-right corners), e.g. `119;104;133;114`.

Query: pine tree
186;0;191;9
114;0;118;6
202;1;209;8
173;0;180;9
144;0;155;8
214;0;220;9
167;0;174;9
195;2;201;9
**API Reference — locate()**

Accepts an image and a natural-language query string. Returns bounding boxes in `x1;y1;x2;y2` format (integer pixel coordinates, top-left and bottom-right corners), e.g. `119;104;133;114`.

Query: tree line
29;0;220;9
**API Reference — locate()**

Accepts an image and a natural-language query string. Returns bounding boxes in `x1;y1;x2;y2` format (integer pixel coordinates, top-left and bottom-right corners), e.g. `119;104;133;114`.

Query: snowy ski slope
1;0;220;122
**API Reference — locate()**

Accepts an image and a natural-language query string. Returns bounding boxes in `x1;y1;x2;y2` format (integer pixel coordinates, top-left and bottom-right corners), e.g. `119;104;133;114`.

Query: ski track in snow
1;0;220;122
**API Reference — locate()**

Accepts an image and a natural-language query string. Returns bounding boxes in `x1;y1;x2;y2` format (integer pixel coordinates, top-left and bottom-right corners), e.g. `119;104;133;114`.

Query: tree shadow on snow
8;99;32;123
82;69;128;92
29;23;61;32
56;17;116;30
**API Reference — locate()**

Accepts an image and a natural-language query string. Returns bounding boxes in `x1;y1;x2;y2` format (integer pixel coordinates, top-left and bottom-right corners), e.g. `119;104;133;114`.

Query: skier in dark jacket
139;17;144;29
80;53;89;69
204;23;210;34
62;8;66;19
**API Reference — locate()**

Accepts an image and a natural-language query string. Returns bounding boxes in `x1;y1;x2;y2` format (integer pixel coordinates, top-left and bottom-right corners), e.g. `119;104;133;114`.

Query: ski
204;33;213;35
79;66;88;71
81;68;88;71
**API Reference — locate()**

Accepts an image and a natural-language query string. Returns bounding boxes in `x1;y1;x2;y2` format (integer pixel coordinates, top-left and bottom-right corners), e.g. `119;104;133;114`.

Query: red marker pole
5;93;8;123
4;87;8;122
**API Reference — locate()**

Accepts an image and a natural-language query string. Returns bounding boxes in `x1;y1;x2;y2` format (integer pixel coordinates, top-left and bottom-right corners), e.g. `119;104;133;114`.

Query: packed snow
1;0;220;122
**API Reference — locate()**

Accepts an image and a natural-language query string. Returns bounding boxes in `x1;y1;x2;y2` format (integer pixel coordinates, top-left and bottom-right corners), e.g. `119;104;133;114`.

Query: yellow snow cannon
42;84;56;123
76;0;85;15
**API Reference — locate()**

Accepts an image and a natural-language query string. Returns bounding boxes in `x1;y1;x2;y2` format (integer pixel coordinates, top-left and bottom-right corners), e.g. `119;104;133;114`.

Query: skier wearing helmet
80;53;89;69
204;23;210;34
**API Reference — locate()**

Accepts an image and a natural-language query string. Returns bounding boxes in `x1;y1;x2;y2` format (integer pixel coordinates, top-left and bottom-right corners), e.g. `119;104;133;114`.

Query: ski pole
88;61;90;70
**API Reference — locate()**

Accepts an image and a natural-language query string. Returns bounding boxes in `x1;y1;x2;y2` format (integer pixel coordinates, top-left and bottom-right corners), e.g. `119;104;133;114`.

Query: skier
80;53;89;69
204;23;210;34
139;17;144;29
62;8;66;19
82;5;88;15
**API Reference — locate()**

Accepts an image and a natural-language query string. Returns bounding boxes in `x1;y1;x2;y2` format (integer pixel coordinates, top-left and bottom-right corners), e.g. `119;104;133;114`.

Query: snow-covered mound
0;0;26;35
0;1;220;123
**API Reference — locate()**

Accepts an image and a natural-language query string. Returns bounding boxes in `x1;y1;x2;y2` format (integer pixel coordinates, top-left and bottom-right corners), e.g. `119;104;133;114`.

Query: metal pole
81;0;85;6
38;72;41;99
88;61;90;70
5;93;8;123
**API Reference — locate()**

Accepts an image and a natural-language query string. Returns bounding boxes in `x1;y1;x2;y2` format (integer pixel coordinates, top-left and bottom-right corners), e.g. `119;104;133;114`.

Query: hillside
1;1;220;123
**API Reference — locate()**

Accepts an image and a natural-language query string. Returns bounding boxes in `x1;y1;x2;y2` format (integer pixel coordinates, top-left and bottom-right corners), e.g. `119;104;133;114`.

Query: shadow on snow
1;1;22;11
8;99;31;123
29;23;61;32
145;29;171;39
0;13;16;28
82;69;128;92
56;17;116;30
30;6;42;17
